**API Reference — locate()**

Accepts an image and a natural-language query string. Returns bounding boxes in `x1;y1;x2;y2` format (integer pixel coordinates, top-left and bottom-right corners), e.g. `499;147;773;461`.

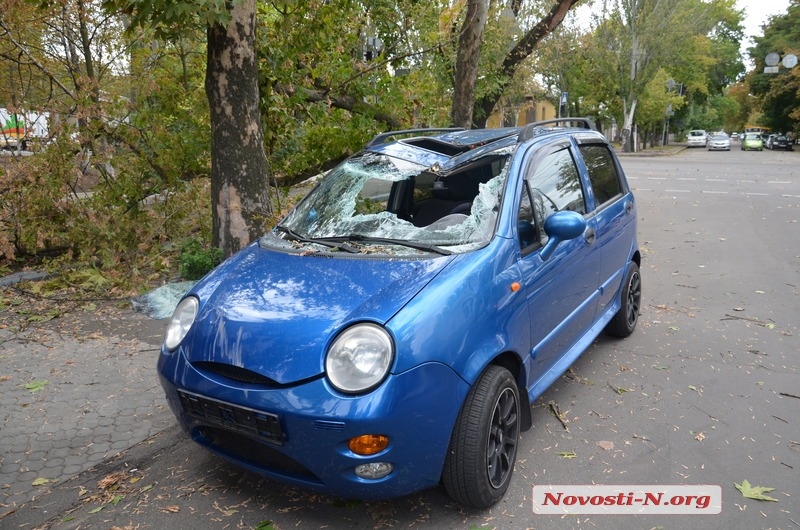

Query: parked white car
686;130;707;148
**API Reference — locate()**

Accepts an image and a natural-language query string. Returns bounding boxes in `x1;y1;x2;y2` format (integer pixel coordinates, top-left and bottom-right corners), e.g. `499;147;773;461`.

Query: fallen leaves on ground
734;480;779;502
24;380;48;393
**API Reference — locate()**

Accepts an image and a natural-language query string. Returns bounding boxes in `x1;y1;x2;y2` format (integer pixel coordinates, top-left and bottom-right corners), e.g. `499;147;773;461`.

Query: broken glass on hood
273;148;513;256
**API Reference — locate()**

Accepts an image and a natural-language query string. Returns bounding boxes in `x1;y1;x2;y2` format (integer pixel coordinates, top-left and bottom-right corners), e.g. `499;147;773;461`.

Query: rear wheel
605;262;642;337
443;365;520;508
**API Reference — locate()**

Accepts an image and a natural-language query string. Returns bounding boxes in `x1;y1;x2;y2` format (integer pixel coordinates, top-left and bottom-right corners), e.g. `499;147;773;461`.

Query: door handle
624;201;633;214
584;228;596;244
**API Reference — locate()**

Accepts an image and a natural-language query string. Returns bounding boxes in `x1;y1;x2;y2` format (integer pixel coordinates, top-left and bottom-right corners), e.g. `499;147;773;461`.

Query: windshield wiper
322;234;453;256
274;225;360;254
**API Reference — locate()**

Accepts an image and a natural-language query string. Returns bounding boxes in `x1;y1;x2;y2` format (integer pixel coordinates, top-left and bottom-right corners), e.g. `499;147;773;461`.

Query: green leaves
24;380;49;393
734;480;779;502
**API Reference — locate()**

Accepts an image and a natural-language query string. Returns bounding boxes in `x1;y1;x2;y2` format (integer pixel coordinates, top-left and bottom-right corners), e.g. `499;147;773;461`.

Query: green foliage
553;0;745;141
747;1;800;134
637;69;686;129
102;0;239;37
179;238;223;280
0;135;212;291
255;0;414;182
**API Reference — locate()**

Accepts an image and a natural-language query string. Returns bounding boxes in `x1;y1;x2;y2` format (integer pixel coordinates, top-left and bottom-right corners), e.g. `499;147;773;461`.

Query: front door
515;142;600;395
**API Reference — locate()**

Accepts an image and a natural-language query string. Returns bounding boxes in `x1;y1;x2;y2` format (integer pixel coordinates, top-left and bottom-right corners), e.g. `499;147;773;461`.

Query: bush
179;239;223;280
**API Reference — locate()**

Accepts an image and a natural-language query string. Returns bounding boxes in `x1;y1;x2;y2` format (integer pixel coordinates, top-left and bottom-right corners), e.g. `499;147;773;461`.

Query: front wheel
442;365;520;508
605;262;642;337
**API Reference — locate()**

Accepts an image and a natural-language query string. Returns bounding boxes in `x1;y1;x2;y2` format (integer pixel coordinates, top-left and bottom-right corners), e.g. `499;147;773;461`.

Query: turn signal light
348;434;389;455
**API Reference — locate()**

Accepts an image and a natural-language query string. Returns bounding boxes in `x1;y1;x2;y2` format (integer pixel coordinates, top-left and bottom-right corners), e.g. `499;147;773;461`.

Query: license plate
178;390;284;445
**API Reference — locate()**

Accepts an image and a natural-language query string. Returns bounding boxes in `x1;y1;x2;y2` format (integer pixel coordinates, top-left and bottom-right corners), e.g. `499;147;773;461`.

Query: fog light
348;434;389;455
355;462;393;480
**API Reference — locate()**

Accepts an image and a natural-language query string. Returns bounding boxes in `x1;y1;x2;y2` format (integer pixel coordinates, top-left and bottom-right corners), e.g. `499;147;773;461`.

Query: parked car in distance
730;132;740;141
741;133;764;151
769;135;793;151
686;129;708;147
707;133;731;151
158;119;642;509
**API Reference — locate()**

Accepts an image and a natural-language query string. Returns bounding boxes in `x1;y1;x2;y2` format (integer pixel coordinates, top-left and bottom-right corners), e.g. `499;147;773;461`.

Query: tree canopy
2;0;791;291
747;0;800;133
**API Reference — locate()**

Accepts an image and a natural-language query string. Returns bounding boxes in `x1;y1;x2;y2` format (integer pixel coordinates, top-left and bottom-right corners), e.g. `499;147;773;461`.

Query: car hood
182;244;454;384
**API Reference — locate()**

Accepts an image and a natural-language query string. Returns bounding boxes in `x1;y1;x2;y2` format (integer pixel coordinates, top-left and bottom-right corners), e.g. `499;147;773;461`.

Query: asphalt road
3;145;798;529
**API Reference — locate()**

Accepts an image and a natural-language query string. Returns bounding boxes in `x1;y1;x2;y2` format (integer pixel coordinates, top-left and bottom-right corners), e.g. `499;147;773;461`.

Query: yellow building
486;96;557;128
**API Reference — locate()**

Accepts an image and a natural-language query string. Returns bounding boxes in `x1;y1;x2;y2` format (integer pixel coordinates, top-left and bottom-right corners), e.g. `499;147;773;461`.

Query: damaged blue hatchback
158;119;641;508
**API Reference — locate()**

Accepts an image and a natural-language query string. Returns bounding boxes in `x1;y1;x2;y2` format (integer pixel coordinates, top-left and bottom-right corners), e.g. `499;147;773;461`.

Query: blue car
158;119;641;508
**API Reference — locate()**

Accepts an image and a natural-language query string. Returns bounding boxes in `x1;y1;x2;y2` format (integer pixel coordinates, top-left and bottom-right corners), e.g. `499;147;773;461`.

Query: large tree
747;0;800;134
585;0;739;150
472;0;581;127
451;0;489;128
205;0;270;255
105;0;271;256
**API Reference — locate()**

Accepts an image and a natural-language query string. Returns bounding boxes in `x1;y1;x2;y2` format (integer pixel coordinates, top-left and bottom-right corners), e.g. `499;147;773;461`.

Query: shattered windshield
275;149;513;255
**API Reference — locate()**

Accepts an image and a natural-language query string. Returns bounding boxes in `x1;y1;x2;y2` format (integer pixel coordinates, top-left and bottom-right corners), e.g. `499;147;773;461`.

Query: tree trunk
206;0;272;256
622;99;637;152
451;0;488;128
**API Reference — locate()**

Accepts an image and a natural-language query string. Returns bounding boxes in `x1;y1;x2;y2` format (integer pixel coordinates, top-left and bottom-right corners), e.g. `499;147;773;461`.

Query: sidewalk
0;298;172;517
613;143;687;157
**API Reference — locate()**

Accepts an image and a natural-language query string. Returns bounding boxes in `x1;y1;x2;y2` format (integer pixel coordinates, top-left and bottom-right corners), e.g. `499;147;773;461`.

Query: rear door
574;138;636;316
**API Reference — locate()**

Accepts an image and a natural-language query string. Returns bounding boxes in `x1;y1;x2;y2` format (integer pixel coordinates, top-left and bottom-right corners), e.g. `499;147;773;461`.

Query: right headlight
163;296;199;351
325;323;394;394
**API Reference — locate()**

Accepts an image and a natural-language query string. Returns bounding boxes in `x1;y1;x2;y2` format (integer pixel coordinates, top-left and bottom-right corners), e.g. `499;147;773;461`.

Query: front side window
517;183;539;249
525;147;586;221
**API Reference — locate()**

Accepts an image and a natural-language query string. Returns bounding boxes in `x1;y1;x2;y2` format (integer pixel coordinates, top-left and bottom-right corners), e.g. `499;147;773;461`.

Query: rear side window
579;145;624;207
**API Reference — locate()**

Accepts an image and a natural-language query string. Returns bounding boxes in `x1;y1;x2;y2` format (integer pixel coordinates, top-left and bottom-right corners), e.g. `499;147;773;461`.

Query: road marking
647;177;667;180
782;194;800;198
676;178;696;181
745;192;769;196
665;189;691;193
701;190;729;194
769;181;791;184
705;178;726;182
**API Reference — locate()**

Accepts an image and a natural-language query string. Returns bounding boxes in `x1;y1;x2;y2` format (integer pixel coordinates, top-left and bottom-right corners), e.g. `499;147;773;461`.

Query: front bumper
158;347;470;500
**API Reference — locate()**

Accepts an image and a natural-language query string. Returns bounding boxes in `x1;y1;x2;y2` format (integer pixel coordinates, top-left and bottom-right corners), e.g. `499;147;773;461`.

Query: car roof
365;118;603;173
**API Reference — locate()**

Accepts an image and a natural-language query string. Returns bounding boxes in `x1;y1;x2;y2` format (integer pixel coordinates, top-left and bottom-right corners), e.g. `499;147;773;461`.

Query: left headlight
326;323;394;394
163;296;199;351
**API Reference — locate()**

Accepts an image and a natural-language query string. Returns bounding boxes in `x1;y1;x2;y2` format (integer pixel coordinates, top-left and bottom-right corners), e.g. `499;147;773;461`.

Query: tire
442;365;520;508
605;262;642;338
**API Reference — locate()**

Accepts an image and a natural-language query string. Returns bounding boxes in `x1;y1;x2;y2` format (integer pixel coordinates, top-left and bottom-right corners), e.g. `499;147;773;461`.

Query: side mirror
539;211;586;261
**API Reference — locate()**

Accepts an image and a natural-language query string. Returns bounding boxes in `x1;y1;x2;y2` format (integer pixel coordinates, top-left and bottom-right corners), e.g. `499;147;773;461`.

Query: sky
736;0;791;53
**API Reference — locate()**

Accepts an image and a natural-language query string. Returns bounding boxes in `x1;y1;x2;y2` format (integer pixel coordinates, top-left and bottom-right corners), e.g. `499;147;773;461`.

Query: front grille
196;426;320;482
178;390;285;445
193;361;277;385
